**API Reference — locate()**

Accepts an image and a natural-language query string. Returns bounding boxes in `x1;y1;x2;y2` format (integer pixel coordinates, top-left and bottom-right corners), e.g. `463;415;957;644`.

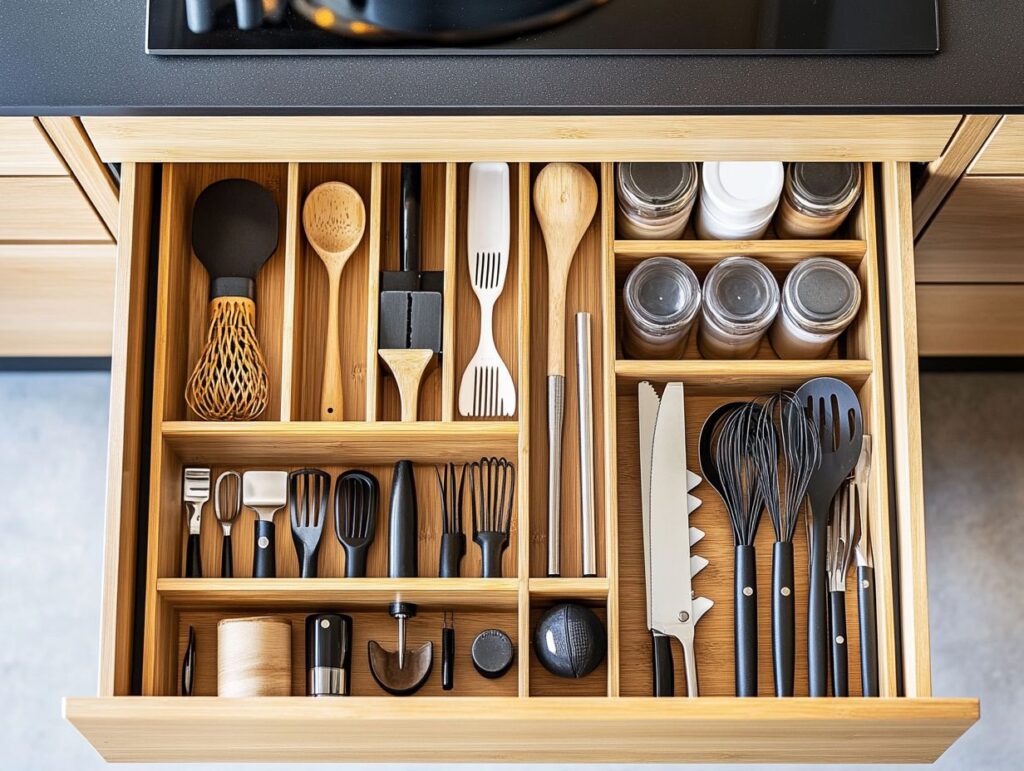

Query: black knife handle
858;565;879;697
388;460;418;578
830;590;849;697
442;625;455;691
399;164;421;274
771;541;795;697
652;631;674;697
221;533;233;578
808;510;829;697
734;544;758;697
253;519;276;578
185;533;202;578
439;532;465;578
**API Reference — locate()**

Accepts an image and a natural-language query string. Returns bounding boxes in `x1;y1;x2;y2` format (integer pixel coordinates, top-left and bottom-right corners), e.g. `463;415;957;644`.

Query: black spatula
795;377;862;697
289;468;330;578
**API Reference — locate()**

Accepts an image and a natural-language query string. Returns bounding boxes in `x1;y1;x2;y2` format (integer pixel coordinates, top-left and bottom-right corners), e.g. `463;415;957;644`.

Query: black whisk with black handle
752;392;821;697
714;402;764;697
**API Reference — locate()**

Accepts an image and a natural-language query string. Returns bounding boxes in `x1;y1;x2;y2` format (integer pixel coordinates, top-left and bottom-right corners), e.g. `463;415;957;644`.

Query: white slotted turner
458;162;516;417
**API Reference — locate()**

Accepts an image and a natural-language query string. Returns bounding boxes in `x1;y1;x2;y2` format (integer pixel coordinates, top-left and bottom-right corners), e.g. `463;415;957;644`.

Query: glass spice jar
774;162;863;239
616;162;699;240
769;257;862;359
698;256;780;359
696;161;784;241
622;257;702;359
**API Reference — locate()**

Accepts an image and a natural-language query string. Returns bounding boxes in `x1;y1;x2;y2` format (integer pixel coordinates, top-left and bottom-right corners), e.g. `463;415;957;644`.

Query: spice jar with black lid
698;256;780;359
616;162;699;240
621;256;702;359
775;162;863;239
769;257;862;359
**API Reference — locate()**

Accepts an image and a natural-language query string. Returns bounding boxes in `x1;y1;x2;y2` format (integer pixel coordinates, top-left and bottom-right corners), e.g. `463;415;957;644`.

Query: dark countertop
1;1;1022;115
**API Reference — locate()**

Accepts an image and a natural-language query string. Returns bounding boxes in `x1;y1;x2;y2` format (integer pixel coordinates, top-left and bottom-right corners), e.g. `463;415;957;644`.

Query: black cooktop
147;0;940;55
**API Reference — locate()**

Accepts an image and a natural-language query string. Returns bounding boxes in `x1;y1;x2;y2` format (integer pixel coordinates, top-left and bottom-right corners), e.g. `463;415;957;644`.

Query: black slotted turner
335;470;380;578
289;469;330;578
795;377;863;697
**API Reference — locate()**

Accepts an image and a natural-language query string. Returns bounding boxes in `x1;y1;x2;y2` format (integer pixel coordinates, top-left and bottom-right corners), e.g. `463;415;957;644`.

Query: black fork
794;378;863;697
289;469;330;578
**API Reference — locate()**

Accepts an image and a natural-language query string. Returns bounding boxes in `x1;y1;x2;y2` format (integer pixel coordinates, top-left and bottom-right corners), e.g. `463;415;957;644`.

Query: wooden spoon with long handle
303;182;366;421
532;163;598;576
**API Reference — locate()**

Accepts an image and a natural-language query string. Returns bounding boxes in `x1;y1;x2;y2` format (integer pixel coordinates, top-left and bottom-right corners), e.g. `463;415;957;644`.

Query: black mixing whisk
713;401;764;698
752;391;821;696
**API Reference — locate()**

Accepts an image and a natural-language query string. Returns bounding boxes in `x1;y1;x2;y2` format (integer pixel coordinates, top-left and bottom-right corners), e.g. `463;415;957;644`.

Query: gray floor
1;370;1018;769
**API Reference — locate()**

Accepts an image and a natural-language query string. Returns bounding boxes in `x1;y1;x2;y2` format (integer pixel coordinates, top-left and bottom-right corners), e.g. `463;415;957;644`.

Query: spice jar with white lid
616;162;699;240
621;256;702;359
769;257;862;359
696;161;784;241
775;163;863;239
698;256;780;359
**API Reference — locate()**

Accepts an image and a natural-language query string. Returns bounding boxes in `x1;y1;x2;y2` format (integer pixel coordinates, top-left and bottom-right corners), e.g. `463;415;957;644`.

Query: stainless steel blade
637;380;660;632
650;383;695;644
242;470;288;522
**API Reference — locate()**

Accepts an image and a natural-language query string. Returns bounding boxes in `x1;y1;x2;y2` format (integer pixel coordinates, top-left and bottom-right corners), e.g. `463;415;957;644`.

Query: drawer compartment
66;157;977;763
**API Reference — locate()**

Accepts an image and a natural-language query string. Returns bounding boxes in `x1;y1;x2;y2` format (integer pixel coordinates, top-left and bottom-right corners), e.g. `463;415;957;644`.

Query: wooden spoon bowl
302;181;367;421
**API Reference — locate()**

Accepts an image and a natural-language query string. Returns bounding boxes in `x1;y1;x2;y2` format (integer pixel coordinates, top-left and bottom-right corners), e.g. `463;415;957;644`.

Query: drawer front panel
969;115;1024;175
0;117;67;176
917;284;1024;357
65;151;977;762
916;177;1024;283
0;177;111;242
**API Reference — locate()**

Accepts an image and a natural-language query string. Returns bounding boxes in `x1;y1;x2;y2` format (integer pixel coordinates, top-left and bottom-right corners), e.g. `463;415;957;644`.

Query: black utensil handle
399;164;421;273
734;544;758;697
221;533;233;578
830;590;849;697
439;533;465;578
344;545;368;578
298;543;319;578
478;532;506;578
771;541;795;697
253;519;276;578
442;626;455;691
808;511;829;697
858;565;879;697
651;631;674;697
185;533;202;578
388;460;418;578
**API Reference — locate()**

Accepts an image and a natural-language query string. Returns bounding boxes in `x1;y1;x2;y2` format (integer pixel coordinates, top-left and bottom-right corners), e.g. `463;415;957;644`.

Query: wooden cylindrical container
217;616;292;697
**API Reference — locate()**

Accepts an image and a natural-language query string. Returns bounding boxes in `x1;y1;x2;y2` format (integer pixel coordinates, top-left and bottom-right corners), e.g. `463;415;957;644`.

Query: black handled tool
388;461;418;578
436;463;466;577
442;612;455;691
796;378;862;697
852;436;878;697
289;468;330;578
306;613;353;696
335;470;379;578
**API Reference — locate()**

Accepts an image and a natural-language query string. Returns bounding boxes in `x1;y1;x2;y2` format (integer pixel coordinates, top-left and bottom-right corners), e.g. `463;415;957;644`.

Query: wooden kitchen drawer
968;115;1024;175
917;284;1024;357
64;155;977;763
0;176;111;242
0;117;67;175
916;176;1024;283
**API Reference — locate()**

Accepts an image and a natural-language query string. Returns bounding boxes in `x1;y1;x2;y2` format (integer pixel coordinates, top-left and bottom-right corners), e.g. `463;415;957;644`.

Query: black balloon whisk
752;391;820;697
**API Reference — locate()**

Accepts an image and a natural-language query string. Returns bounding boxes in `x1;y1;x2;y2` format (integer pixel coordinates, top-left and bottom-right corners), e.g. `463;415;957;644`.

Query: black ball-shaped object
533;603;606;678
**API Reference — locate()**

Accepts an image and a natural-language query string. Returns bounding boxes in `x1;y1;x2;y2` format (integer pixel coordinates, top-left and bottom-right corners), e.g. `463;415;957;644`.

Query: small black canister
305;613;353;696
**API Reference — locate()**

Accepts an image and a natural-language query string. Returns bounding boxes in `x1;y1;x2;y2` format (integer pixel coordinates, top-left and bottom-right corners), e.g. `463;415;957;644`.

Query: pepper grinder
306;613;353;696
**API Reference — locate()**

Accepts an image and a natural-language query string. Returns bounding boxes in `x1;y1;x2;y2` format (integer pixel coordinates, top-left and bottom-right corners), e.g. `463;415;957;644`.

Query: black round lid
471;629;515;679
788;163;862;212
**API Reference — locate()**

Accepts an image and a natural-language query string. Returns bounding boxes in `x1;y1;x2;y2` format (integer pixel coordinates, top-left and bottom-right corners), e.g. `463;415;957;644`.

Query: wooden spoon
533;163;598;378
532;162;597;576
303;182;366;421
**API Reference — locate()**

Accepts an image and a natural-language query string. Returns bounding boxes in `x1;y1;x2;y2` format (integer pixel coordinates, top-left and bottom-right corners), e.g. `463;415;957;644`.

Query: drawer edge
64;696;979;764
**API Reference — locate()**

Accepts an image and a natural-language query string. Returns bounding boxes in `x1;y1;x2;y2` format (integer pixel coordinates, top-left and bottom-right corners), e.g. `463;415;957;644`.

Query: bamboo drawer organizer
66;157;978;764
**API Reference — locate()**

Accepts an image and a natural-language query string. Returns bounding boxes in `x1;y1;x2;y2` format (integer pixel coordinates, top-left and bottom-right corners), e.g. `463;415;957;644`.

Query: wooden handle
379;348;435;422
546;268;570;376
321;269;344;421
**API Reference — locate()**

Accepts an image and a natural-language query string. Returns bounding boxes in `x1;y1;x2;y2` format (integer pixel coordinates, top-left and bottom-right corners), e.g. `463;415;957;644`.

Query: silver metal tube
576;312;597;577
547;374;565;576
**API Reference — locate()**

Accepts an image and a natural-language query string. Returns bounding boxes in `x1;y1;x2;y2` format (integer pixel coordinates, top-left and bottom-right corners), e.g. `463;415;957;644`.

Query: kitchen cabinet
914;115;1024;355
0;117;117;356
59;115;977;763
